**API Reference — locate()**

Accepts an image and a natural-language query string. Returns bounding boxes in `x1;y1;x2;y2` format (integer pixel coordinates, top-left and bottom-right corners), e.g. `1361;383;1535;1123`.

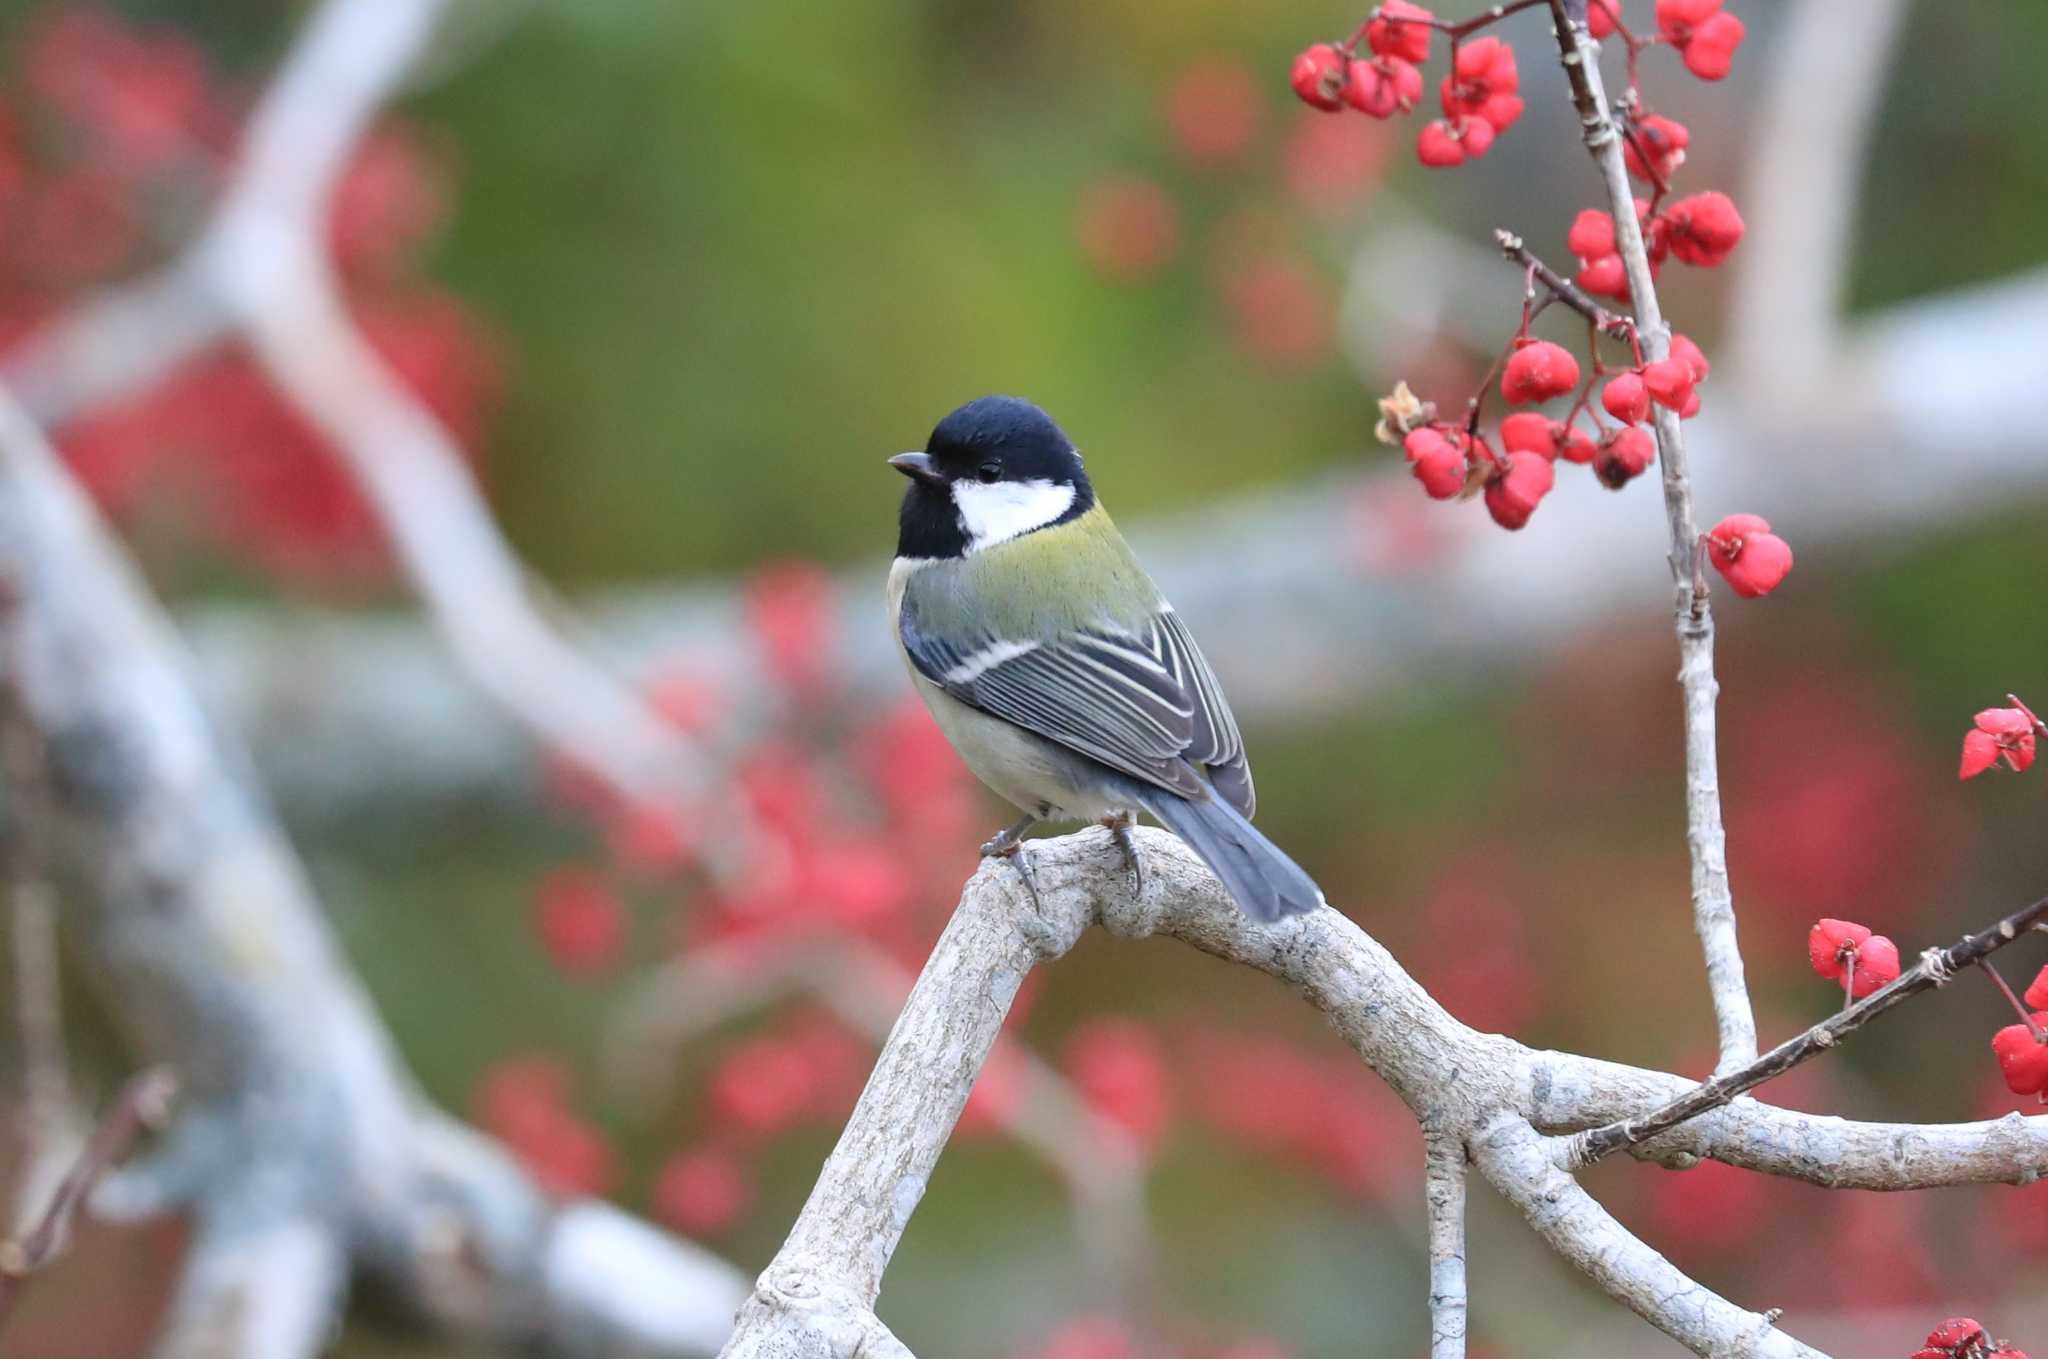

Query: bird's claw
981;815;1044;912
1102;812;1145;897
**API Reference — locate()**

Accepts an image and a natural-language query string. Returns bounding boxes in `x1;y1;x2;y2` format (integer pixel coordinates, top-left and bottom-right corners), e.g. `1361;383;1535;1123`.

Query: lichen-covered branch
729;826;2046;1359
1424;1133;1468;1359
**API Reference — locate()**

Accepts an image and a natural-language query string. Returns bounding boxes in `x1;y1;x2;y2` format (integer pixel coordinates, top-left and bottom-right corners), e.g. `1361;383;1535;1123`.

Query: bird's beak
888;451;943;487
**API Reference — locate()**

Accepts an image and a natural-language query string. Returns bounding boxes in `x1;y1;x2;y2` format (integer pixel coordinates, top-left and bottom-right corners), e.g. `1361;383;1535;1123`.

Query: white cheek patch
951;478;1076;552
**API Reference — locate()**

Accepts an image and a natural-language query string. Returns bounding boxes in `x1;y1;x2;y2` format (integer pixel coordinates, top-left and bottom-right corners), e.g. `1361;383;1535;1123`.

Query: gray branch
1424;1132;1468;1359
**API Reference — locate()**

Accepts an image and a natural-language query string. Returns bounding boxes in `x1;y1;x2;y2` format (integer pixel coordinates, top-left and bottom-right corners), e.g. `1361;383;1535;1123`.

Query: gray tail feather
1134;789;1324;922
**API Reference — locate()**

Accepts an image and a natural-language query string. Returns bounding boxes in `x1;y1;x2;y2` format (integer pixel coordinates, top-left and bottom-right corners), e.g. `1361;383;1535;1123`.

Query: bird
886;395;1323;922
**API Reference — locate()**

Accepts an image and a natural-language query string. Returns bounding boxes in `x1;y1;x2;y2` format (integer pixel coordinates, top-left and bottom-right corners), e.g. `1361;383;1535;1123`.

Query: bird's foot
1101;811;1145;897
981;815;1044;912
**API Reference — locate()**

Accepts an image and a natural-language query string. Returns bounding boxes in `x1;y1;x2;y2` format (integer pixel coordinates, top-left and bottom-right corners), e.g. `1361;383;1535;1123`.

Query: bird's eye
975;463;1001;484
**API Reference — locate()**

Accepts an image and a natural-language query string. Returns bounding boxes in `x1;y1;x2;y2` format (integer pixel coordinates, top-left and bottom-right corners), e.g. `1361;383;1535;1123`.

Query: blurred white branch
3;0;724;835
0;381;746;1357
723;826;2048;1359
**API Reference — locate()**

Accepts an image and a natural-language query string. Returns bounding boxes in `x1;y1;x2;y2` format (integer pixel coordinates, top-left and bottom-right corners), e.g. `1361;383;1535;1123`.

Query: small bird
887;395;1323;922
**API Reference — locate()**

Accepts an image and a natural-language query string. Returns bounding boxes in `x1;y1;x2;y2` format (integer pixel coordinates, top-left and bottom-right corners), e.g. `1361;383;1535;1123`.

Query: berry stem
1839;950;1856;1012
1492;230;1633;340
1979;959;2046;1040
2007;693;2048;741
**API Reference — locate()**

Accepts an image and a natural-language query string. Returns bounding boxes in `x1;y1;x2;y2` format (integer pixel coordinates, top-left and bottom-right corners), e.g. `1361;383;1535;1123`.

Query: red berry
1416;119;1465;167
1500;340;1581;404
1992;1021;2048;1096
1588;0;1621;38
1291;44;1349;111
2024;965;2048;1011
1342;59;1404;118
1366;0;1435;65
1665;190;1745;267
1577;254;1628;298
1499;411;1558;459
1404;428;1468;499
1705;512;1793;597
1483;450;1554;530
1640;357;1696;409
1960;705;2038;779
1669;332;1710;381
1922;1320;1991;1359
1853;934;1901;996
1566;208;1617;259
1655;0;1722;40
1595;426;1655;488
1458;114;1498;158
1680;12;1745;79
1623;114;1689;181
1807;918;1871;980
1601;372;1649;424
1557;426;1598;464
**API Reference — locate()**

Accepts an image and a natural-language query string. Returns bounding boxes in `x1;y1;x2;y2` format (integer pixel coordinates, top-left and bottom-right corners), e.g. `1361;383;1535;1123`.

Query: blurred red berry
1500;340;1580;405
1499;412;1558;459
1623;114;1689;182
1992;1021;2048;1096
654;1146;753;1237
2025;965;2048;1010
1588;0;1623;38
709;1035;818;1139
1077;176;1180;282
1283;108;1393;213
1367;1;1436;64
1664;190;1745;266
644;668;722;734
1484;450;1554;530
1705;512;1793;598
1601;372;1648;424
1595;426;1654;488
1290;44;1349;111
331;125;447;278
1222;249;1330;366
534;868;626;976
473;1054;574;1145
1029;1315;1138;1359
746;562;836;694
1167;56;1262;168
1064;1018;1171;1154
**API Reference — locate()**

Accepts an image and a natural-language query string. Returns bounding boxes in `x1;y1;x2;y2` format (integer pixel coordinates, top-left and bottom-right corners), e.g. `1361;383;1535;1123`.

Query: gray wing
900;602;1254;815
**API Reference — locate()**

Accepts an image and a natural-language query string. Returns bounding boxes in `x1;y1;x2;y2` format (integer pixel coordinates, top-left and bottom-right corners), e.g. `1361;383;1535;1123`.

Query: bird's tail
1134;789;1324;922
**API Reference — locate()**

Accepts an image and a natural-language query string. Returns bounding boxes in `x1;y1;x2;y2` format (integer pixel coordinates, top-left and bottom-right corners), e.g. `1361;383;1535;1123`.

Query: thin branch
1424;1133;1468;1359
0;1067;176;1323
1493;230;1633;340
1544;0;1757;1075
1567;893;2048;1164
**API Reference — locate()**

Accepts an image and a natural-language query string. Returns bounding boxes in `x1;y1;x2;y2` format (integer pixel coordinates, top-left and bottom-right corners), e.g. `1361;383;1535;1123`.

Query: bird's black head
892;396;1095;559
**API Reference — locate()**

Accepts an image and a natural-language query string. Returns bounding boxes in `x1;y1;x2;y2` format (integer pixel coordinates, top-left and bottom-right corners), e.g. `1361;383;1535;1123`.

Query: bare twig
1567;893;2048;1165
1545;0;1757;1074
1424;1133;1468;1359
0;1067;175;1324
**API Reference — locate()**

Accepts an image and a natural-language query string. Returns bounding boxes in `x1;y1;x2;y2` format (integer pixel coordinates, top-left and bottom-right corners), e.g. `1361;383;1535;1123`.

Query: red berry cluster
1806;918;1901;1000
1911;1318;2031;1359
1567;193;1745;304
1957;697;2043;780
1293;1;1745;169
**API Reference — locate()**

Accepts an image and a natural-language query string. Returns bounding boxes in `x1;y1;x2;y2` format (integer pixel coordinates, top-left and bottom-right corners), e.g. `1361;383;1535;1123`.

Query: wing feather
899;598;1252;811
